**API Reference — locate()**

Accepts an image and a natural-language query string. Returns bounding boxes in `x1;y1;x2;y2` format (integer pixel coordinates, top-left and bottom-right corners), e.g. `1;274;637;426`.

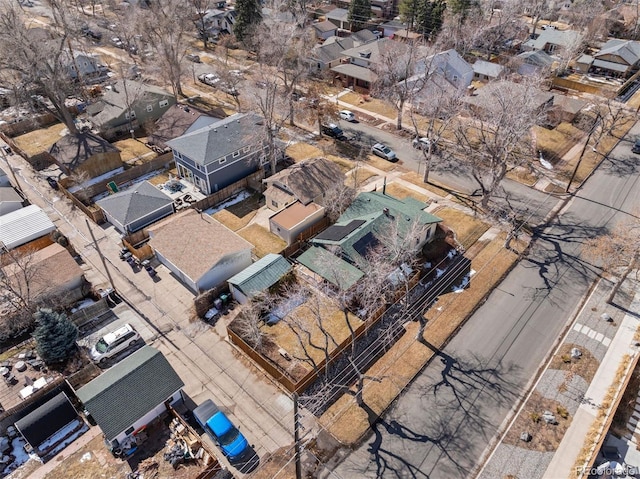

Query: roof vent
383;207;390;216
214;129;217;132
359;50;372;58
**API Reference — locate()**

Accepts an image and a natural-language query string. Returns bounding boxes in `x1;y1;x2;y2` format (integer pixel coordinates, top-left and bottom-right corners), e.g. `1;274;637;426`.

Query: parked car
228;69;244;79
221;84;239;97
198;73;220;87
89;323;141;364
193;399;249;462
412;137;436;152
321;123;347;140
632;139;640;154
46;177;59;190
186;54;201;63
81;26;102;41
339;110;356;122
372;143;397;162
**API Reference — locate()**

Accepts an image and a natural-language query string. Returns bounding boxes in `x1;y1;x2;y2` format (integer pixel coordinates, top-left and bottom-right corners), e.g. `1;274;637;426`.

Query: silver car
372;143;397;162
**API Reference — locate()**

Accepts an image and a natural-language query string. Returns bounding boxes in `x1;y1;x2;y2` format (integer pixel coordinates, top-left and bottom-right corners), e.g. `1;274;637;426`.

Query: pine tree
348;0;371;31
234;0;263;42
32;308;78;364
400;0;419;31
415;0;446;39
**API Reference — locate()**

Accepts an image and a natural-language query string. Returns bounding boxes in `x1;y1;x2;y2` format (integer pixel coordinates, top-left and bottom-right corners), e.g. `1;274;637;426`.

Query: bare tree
231;295;272;352
323;183;356;222
582;214;640;304
0;246;43;315
453;78;548;208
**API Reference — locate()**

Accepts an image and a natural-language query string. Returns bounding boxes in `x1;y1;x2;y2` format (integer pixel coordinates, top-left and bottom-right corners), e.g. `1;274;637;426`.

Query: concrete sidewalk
543;285;640;478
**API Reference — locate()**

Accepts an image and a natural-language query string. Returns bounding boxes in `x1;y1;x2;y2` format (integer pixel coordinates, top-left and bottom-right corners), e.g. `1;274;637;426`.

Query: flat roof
270;202;324;230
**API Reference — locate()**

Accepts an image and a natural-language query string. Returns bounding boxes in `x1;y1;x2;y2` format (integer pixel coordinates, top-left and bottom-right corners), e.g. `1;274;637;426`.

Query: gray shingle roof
76;346;184;442
227;253;292;297
524;29;583;51
15;393;79;448
96;181;173;229
166;113;265;166
518;50;554;67
313;20;337;33
0;186;22;203
472;60;504;78
595;39;640;65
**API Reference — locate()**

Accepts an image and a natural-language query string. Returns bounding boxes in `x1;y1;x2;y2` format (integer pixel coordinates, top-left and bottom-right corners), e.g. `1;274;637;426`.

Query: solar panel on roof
315;220;365;241
353;232;379;258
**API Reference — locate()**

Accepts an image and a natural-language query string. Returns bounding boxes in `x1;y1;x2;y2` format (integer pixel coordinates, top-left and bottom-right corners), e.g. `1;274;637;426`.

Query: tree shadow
598;154;640;178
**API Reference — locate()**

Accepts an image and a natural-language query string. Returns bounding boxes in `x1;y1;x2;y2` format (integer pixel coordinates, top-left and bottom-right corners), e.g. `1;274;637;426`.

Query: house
0;205;56;250
464;80;554;115
263;157;344;211
200;8;236;39
0;187;24;215
392;29;422;43
516;50;554;76
380;20;405;38
147;209;253;293
66;53;109;84
522;28;584;55
148;104;226;150
407;49;474;105
75;346;184;453
167;113;268;195
85;80;176;139
575;39;640;78
49;132;122;178
96;181;174;234
227;253;292;304
313;20;338;41
14;392;86;461
270;201;325;245
297;192;442;289
1;242;87;306
310;33;376;71
473;60;505;82
550;95;587;123
326;8;350;30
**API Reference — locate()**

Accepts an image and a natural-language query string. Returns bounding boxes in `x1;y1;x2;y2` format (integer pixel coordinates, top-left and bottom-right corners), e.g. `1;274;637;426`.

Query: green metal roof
339;191;441;226
227;253;292;297
297;246;364;290
76;346;184;441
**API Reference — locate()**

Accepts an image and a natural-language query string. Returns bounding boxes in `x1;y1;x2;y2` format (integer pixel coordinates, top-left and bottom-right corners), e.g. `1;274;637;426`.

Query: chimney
383;207;390;217
466;85;475;96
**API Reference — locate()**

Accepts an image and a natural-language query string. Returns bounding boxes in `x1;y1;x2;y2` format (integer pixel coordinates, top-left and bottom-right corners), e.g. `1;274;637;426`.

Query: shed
75;346;184;448
15;393;82;456
96;181;174;234
472;60;505;81
0;187;24;215
269;201;325;245
227;254;292;304
0;205;56;250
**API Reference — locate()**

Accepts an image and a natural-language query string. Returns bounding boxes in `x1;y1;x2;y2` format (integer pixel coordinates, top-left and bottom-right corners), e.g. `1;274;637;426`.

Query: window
195;163;202;171
125;426;135;435
271;200;278;208
243;146;250;153
232;151;240;158
219;158;226;164
159;99;169;108
146;104;153;112
125;110;136;120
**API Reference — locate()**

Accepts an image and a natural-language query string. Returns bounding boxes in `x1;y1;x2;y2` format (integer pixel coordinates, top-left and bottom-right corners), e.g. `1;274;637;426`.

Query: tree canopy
33;308;78;364
234;0;263;42
348;0;371;31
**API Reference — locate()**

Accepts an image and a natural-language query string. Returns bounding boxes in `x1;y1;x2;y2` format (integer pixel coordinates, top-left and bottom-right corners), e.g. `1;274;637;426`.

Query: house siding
154;250;198;292
196;249;252;292
127;204;175;233
270;206;325;245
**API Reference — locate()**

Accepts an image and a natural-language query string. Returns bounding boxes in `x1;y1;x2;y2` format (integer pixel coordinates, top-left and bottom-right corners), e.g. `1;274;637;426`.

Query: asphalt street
329;126;640;479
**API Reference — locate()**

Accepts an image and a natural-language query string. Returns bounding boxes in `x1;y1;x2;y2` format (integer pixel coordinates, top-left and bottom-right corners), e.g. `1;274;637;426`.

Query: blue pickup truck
193;400;249;462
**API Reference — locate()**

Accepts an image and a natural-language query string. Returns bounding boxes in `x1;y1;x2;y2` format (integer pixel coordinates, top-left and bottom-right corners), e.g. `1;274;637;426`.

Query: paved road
329;125;640;478
339;119;557;227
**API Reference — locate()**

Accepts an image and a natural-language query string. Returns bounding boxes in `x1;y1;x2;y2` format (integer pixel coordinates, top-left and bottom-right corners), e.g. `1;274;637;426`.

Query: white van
90;324;141;363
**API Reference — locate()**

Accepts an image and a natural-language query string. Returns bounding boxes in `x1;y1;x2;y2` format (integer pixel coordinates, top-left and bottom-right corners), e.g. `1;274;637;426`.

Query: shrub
557;406;569;419
530;412;541;423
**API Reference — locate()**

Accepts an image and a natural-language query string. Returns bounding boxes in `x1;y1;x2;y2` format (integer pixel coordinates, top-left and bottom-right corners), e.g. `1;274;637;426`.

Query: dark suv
632;138;640;154
321;124;347;140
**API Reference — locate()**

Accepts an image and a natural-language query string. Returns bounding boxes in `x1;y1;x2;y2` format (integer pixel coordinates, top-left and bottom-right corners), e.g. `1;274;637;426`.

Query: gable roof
263;157;344;205
595;39;640;65
464;80;554;111
228;254;291;297
49;132;120;172
352;29;377;43
518;50;554;67
313;20;337;34
473;60;504;78
326;7;349;22
524;28;583;51
0;205;56;250
150;104;226;149
166;113;265;166
428;49;474;81
96;181;173;229
297;246;364;290
313;38;355;63
339;191;441;226
339;38;398;66
147;209;253;283
76;346;184;441
15;393;79;448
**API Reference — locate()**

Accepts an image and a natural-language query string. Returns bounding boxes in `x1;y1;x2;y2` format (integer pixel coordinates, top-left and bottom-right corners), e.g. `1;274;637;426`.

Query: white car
412;137;437;152
197;73;220;87
90;324;141;364
339;110;356;122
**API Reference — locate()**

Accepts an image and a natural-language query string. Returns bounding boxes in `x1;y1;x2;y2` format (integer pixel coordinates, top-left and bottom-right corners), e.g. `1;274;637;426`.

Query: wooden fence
281;216;331;258
551;77;602;95
58;183;105;224
189;169;265;212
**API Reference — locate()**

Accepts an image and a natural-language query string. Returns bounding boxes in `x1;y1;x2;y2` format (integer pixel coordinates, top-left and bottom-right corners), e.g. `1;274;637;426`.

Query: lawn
347;167;377;187
365;154;399;172
286;143;323;162
383;183;428;203
433;206;491;250
533;124;579;162
320;231;524;444
237;224;286;257
212;193;261;231
401;171;451;198
505;165;539;187
147;168;177;186
326;154;354;174
340;92;397;119
13;123;67;157
112;138;155;163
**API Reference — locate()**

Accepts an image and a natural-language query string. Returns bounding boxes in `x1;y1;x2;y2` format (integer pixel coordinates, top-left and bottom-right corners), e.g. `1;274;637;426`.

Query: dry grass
147;168;177;186
249;448;296;479
13;123;67;156
340;92;397;119
364;154;398;171
286;143;323;162
502;391;572;451
265;296;363;368
213;209;256;231
534;125;578;161
320;231;521;444
383;183;428;202
326;154;355;174
237;224;286;257
548;343;600;384
506;166;539;187
401;171;451;198
433;207;491;249
347;167;378;187
610;357;640;439
112;138;155;163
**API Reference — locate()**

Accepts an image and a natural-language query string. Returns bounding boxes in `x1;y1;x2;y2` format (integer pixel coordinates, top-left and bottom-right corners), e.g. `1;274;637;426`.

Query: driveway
328;122;640;478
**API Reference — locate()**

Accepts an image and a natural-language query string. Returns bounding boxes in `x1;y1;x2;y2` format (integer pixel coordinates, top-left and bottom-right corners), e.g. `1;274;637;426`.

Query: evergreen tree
234;0;263;42
348;0;371;31
399;0;419;31
447;0;476;21
32;308;78;364
415;0;446;39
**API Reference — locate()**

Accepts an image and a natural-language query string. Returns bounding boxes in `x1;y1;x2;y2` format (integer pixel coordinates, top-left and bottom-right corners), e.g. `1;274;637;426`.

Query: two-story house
331;38;400;91
166;113;268;195
66;53;109;84
310;30;377;71
200;8;236;40
575;39;640;78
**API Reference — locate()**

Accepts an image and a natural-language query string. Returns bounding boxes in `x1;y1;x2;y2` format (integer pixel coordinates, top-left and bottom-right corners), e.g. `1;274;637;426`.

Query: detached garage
227;253;292;304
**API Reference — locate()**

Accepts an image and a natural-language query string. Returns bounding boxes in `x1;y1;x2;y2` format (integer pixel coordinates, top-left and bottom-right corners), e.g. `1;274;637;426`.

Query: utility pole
293;392;302;479
85;218;116;291
566;113;601;193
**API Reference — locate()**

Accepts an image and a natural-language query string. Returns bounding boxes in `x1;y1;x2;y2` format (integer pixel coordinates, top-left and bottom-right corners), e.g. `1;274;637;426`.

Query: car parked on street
186;54;201;63
372;143;397;162
46;177;59;190
412;137;437;152
321;123;347;140
193;399;249;463
198;73;220;87
632;138;640;154
339;110;356;122
89;323;141;364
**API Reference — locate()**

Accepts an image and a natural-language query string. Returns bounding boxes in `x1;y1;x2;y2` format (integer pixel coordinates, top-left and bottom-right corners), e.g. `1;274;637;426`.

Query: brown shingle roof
147;210;253;282
271;202;323;229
